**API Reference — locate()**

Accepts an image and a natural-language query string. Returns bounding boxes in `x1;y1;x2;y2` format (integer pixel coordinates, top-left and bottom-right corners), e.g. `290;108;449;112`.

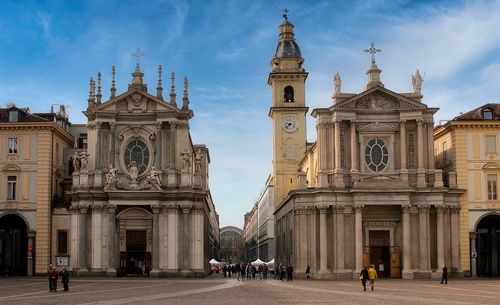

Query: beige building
0;106;73;276
434;104;500;277
269;16;463;279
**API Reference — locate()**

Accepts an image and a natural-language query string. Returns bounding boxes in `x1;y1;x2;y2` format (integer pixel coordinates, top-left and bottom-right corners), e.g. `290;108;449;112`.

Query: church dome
273;20;302;59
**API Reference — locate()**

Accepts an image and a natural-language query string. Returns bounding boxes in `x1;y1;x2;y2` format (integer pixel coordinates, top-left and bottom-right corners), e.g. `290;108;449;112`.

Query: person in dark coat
59;267;69;291
360;266;369;291
305;265;311;279
440;265;448;284
49;267;59;292
286;264;294;281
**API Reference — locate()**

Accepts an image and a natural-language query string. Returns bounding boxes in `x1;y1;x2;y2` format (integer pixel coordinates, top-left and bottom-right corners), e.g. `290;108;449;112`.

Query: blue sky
1;0;500;228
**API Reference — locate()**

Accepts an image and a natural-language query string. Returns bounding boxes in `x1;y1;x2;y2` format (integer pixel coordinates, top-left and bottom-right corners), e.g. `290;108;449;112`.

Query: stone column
450;206;461;271
400;120;408;182
317;122;328;187
192;207;204;271
318;207;328;273
401;204;412;278
91;204;103;272
334;206;345;273
77;206;88;275
70;206;79;270
307;208;317;274
417;120;426;187
110;122;116;167
95;122;101;169
334;120;345;188
354;205;363;275
436;205;445;274
167;206;179;271
418;205;430;272
350;120;359;182
150;204;161;277
106;205;116;276
170;122;177;168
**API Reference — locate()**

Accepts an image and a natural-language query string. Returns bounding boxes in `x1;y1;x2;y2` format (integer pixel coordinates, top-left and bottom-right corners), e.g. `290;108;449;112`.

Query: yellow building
435;103;500;277
0;106;73;276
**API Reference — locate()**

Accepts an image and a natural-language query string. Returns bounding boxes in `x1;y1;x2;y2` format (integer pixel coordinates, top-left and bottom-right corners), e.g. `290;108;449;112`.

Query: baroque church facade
64;65;219;277
270;16;464;279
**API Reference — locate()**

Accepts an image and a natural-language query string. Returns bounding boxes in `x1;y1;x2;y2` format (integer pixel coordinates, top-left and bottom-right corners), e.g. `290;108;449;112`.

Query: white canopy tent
209;258;220;264
250;258;265;266
265;258;275;270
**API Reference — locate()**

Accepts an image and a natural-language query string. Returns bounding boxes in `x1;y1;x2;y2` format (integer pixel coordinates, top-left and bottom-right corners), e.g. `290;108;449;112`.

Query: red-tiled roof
452;103;500;121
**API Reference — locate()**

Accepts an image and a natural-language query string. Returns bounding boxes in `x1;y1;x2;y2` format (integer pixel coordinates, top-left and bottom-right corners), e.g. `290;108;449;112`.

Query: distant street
0;276;499;305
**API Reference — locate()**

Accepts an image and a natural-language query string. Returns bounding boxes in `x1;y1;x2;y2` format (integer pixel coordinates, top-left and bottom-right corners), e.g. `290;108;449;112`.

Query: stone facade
434;104;500;277
269;16;464;279
62;65;220;277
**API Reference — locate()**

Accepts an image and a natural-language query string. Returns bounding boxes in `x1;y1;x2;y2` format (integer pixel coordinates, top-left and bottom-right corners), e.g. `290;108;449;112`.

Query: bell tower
268;12;308;208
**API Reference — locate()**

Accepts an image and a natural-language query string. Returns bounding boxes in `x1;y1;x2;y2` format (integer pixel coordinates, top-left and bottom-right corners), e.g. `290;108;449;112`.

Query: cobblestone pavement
1;276;499;305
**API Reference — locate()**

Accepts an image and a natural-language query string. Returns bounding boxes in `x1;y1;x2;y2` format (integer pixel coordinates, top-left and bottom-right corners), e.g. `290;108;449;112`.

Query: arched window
483;109;493;120
284;86;294;103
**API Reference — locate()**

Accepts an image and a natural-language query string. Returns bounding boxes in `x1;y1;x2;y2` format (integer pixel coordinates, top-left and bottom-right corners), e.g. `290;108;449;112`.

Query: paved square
0;276;499;305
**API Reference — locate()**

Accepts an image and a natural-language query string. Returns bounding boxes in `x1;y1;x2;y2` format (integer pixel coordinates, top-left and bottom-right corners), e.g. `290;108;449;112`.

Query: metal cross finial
364;42;382;64
132;48;145;64
283;8;289;21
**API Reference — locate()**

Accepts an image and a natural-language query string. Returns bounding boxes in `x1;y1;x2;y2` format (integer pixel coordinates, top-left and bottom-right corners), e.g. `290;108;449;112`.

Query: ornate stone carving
181;151;191;173
294;206;309;215
417;205;430;213
355;94;397;110
318;206;329;214
412;69;423;93
104;164;119;190
145;166;162;188
357;121;399;131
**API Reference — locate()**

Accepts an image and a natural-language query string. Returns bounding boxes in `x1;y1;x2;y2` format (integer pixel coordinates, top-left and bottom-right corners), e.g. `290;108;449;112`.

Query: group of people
359;265;378;291
47;264;69;292
222;262;270;280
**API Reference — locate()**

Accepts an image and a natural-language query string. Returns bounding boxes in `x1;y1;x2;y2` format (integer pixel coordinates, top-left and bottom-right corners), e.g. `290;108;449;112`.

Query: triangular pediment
333;86;427;111
94;89;180;113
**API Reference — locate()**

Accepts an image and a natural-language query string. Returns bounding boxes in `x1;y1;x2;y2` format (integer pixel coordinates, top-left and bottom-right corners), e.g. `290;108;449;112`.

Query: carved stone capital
417;205;430;214
92;204;103;213
108;204;117;214
353;204;363;213
294;206;309;215
79;205;88;214
333;205;345;214
449;206;461;214
318;206;329;214
435;205;446;213
151;204;161;214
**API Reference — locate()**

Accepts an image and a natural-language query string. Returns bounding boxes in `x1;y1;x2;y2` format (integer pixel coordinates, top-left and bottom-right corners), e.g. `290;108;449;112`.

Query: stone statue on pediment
195;154;204;173
412;69;423;93
333;72;341;94
128;160;139;184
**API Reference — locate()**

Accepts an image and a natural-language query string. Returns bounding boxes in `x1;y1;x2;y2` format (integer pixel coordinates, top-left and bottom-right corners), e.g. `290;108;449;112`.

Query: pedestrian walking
368;265;378;291
305;265;311;279
360;266;369;291
279;263;285;281
235;263;241;281
240;263;246;281
59;267;69;291
440;265;448;284
286;264;294;281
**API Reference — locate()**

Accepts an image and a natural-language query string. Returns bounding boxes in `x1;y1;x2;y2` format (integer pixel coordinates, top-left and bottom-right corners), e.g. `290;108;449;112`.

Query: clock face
282;116;298;133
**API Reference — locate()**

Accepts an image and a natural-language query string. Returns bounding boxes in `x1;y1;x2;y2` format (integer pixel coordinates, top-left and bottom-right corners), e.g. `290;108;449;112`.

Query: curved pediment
2;164;21;172
334;87;427;111
482;162;500;170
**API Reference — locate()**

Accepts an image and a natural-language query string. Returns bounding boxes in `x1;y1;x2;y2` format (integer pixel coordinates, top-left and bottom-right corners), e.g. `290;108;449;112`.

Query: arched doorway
476;214;500;277
0;214;28;276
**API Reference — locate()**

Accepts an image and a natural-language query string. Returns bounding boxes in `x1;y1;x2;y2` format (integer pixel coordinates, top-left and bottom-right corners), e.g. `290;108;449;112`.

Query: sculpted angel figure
146;166;162;186
333;72;341;94
181;151;191;172
195;154;204;172
72;151;80;172
412;69;423;93
105;164;118;188
78;151;90;170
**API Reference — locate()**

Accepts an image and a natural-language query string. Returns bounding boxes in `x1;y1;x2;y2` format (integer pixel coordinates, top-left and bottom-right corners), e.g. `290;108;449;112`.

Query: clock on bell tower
268;13;308;208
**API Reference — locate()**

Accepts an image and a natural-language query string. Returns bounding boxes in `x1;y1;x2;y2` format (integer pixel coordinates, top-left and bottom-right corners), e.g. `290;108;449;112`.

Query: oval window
364;138;389;172
124;139;150;174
